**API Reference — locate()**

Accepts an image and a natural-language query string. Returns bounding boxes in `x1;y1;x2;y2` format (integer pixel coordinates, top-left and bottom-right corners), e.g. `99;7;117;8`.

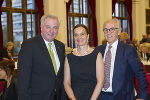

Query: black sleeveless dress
67;49;101;100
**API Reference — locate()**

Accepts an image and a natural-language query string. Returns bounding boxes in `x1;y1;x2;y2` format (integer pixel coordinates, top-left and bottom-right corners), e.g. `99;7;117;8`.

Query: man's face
142;47;147;53
103;21;121;45
41;18;59;42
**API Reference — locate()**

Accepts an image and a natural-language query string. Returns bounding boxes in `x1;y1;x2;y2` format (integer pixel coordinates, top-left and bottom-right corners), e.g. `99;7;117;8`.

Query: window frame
113;0;130;35
1;0;39;54
67;0;92;48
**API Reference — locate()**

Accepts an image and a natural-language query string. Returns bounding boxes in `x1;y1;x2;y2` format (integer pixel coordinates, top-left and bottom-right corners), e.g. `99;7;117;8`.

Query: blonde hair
7;41;14;47
120;32;129;40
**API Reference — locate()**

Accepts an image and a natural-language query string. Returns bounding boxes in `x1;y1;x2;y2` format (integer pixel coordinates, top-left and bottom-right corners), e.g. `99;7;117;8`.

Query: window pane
1;12;7;46
13;13;23;54
115;3;119;17
12;0;22;8
27;14;36;39
83;0;88;14
2;0;6;7
122;20;127;32
74;0;79;13
122;4;126;17
80;0;82;14
69;4;72;12
27;0;35;9
82;17;88;26
74;17;79;26
119;3;121;17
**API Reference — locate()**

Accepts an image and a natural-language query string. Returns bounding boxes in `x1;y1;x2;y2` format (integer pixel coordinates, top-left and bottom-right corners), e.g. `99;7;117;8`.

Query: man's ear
118;29;121;35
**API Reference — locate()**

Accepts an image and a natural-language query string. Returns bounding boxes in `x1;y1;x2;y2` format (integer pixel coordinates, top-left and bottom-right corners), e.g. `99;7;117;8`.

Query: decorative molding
132;0;140;4
64;0;69;3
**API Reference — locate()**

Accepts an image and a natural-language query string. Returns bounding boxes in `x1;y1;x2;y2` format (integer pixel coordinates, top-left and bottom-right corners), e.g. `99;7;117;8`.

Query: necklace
76;45;90;56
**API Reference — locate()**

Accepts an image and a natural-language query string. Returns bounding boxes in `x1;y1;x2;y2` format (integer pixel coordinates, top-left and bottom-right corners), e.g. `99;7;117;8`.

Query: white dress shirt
43;39;60;72
102;40;118;92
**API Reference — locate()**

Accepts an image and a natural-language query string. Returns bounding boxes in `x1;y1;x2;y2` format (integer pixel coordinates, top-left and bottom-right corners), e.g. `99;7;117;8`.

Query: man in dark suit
96;18;148;100
140;45;150;61
18;15;65;100
0;41;14;61
140;34;148;44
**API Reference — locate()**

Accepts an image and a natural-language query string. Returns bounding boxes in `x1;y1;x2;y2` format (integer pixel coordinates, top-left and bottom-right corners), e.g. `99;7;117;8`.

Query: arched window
1;0;39;54
67;0;93;48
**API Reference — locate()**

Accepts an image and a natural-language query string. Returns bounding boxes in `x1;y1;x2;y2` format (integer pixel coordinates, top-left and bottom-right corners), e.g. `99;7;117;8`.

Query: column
132;0;146;41
55;0;68;45
96;0;112;45
43;0;68;45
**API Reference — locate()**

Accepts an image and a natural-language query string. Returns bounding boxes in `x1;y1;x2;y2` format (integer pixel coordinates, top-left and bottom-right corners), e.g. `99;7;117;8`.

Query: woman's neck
76;45;90;56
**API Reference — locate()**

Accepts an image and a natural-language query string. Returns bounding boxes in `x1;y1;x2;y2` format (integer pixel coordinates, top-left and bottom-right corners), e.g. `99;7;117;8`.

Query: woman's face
7;45;13;51
0;68;7;80
74;27;89;46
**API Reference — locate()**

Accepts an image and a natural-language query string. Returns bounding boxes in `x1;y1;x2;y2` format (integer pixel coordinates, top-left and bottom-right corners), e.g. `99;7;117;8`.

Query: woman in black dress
64;24;104;100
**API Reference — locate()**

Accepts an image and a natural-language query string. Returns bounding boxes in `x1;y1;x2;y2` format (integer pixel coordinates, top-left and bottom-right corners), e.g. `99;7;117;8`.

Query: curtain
88;0;97;47
66;0;73;46
112;0;117;13
66;0;73;13
0;0;4;50
125;0;133;40
34;0;44;34
34;0;44;18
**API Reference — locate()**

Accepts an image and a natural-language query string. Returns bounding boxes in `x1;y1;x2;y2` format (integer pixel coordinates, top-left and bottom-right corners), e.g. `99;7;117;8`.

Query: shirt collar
43;38;54;47
106;39;118;48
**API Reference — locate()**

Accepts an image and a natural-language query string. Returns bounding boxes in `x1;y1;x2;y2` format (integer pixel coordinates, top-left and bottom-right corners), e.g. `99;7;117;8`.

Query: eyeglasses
103;27;119;33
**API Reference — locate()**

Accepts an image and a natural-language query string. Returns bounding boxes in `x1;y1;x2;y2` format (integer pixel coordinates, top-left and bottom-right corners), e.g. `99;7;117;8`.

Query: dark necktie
103;45;112;90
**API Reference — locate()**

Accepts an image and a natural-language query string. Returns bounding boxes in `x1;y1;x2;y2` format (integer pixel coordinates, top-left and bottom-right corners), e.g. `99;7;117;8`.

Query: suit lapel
37;35;56;76
112;41;123;92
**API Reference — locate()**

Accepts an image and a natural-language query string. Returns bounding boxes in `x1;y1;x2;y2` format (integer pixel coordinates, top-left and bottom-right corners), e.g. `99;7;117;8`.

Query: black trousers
101;91;114;100
50;91;57;100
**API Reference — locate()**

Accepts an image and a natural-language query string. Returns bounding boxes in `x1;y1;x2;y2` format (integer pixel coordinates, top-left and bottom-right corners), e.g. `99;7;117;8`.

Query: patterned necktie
48;43;57;75
103;45;112;90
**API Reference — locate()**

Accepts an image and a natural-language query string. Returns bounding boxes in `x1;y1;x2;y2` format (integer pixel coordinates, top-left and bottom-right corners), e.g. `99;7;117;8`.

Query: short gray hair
103;18;121;31
40;14;60;26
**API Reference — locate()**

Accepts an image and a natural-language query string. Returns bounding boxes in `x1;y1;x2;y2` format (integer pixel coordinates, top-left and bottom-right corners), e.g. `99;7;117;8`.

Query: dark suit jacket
18;35;65;100
0;48;10;61
96;41;148;100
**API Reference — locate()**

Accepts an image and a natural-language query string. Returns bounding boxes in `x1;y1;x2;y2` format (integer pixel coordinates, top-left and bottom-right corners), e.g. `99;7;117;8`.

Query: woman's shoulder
93;47;102;55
